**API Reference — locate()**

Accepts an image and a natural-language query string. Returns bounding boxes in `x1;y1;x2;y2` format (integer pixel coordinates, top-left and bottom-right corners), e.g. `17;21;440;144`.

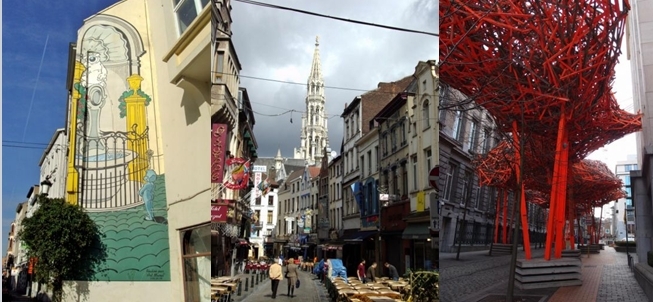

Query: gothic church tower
294;36;328;165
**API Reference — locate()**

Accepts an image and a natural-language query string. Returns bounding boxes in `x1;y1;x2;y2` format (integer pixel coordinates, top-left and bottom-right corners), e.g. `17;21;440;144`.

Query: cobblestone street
236;269;328;302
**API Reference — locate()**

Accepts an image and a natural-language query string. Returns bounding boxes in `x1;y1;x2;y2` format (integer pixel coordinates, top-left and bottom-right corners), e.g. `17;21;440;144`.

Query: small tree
18;198;107;302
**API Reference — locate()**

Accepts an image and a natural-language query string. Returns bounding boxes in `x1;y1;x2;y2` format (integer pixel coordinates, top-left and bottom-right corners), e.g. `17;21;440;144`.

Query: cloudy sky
229;0;438;158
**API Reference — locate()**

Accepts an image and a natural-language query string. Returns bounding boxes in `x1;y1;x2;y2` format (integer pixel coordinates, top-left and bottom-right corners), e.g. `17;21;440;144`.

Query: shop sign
211;123;228;184
252;165;267;173
254;172;262;198
211;201;229;223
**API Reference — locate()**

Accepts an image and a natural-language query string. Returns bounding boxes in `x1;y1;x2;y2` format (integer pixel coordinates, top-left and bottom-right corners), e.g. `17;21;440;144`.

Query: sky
2;0;118;255
229;0;438;158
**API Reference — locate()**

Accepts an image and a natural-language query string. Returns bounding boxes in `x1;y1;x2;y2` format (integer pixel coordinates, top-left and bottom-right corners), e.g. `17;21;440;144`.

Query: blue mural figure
140;169;157;221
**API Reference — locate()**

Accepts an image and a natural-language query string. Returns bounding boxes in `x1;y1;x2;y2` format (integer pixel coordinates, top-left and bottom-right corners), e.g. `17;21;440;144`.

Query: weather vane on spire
316;35;319;47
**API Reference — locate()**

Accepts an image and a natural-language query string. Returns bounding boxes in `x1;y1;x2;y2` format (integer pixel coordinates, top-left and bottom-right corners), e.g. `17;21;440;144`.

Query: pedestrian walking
357;260;366;283
384;262;399;281
269;258;284;299
366;262;377;283
285;257;299;297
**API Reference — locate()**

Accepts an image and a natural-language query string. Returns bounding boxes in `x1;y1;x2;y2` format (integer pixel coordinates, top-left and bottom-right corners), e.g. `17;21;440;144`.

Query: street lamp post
40;177;53;197
27;177;53;297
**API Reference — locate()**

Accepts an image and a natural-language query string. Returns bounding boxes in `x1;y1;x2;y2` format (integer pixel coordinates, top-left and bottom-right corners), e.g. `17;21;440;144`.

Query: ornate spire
308;35;323;83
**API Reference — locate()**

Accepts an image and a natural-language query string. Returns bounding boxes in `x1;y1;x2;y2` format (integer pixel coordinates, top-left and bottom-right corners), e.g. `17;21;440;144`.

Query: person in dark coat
366;262;377;283
384;262;399;281
285;257;299;297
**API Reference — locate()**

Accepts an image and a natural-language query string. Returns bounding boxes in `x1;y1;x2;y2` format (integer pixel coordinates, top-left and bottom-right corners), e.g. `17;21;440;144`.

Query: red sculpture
440;0;641;259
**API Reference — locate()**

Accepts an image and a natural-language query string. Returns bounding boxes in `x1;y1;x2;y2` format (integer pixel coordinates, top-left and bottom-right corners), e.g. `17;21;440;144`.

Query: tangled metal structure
440;0;641;259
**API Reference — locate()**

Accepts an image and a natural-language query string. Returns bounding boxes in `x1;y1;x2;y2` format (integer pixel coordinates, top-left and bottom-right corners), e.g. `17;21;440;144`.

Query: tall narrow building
294;36;329;165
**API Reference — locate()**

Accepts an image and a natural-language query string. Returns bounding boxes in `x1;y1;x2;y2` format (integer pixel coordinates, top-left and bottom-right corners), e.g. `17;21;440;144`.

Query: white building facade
249;165;279;258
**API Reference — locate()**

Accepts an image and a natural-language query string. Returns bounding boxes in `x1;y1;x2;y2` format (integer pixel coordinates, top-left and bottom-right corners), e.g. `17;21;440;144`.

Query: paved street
440;246;649;302
236;269;329;302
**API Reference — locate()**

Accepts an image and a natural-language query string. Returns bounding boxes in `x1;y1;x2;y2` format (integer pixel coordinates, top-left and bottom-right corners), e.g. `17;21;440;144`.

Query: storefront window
413;241;434;271
182;224;211;302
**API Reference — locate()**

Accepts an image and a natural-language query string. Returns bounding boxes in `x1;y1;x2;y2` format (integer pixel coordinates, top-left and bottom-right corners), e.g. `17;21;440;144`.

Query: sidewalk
236;269;328;302
549;246;648;302
443;246;649;302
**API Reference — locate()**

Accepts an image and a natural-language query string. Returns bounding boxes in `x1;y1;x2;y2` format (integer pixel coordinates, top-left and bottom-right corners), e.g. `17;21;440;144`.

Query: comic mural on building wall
67;14;170;282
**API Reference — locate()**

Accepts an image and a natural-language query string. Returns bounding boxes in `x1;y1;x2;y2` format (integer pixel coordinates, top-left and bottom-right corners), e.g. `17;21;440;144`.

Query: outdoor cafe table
368;297;396;302
338;289;358;296
212;281;238;291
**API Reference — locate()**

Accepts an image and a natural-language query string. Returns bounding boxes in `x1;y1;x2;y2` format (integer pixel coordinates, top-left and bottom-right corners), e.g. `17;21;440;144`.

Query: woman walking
285;257;299;297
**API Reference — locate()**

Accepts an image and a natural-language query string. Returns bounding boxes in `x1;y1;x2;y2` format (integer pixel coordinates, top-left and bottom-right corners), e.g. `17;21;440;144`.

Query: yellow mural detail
125;74;149;183
65;61;86;205
417;191;425;212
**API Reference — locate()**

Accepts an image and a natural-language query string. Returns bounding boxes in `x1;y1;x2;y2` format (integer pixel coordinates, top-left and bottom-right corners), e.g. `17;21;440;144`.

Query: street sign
626;208;635;225
428;166;439;190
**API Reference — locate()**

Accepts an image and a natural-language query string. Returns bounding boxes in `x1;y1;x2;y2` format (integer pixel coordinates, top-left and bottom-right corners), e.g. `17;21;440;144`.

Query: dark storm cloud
230;0;437;158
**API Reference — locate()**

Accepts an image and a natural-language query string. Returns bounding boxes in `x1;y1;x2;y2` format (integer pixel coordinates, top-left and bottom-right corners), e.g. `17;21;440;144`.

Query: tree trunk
52;277;63;302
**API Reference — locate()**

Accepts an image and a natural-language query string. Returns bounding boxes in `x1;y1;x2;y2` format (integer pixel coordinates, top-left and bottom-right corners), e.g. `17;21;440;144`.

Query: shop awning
342;230;377;242
402;223;430;240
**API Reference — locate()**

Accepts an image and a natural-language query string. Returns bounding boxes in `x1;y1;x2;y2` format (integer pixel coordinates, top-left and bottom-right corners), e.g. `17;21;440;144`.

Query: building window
174;0;209;35
267;211;273;224
392;169;399;195
483;128;492;153
469;119;479;153
268;195;274;206
367;151;372;176
361;155;365;176
412;156;418;190
460;170;472;205
391;127;397;151
181;224;211;302
452;110;462;140
443;162;457;202
402;164;408;196
255;197;261;206
216;52;224;76
423;99;431;129
382;133;388;156
425;149;432;170
401;122;407;145
474;186;483;209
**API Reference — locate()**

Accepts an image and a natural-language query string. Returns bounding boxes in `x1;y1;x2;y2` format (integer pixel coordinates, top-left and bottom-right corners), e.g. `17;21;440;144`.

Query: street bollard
244;278;249;292
255;273;259;285
237;282;242;297
251;274;255;287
